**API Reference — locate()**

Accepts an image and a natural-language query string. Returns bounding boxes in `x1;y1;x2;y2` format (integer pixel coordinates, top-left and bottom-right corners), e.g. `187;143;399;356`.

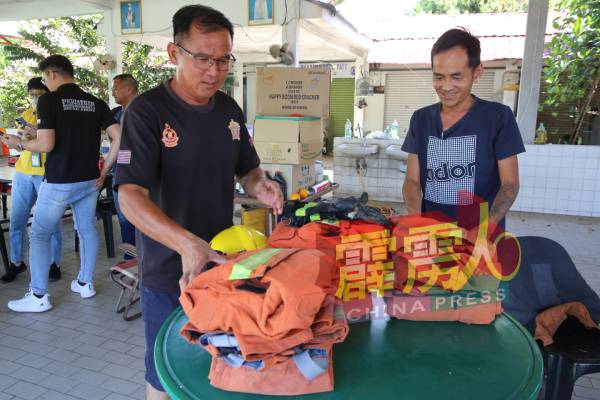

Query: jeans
140;286;180;391
113;188;135;258
9;171;62;265
30;179;98;294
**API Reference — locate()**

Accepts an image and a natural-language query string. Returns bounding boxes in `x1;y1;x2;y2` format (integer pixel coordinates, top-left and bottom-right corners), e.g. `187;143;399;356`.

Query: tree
122;40;173;93
0;15;107;126
0;15;173;126
414;0;528;14
0;46;31;127
4;15;107;99
542;0;600;143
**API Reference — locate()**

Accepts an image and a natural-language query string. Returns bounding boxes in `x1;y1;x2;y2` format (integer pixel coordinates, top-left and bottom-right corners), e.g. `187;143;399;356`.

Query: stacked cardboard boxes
254;67;331;199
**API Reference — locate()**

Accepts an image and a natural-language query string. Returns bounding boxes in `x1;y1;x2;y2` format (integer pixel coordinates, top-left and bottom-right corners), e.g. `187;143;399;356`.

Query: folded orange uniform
180;248;339;357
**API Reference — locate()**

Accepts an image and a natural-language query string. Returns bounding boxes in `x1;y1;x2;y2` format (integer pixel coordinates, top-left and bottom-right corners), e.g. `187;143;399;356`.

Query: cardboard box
253;116;322;143
261;162;316;199
241;208;268;235
255;141;322;164
256;67;331;118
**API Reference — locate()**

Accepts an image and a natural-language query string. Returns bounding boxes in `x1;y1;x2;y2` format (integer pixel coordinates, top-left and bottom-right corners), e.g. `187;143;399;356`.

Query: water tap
355;124;365;146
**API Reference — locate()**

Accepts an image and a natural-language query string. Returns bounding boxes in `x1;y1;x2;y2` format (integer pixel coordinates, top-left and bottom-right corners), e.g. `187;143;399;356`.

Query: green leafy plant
0;14;173;126
542;0;600;144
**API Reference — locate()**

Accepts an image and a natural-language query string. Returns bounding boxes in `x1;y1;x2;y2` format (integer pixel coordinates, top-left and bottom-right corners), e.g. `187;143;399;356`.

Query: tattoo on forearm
490;184;519;222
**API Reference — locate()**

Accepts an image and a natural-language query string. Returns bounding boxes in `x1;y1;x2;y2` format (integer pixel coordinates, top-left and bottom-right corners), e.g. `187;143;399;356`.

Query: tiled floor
0;210;598;400
0;218;146;400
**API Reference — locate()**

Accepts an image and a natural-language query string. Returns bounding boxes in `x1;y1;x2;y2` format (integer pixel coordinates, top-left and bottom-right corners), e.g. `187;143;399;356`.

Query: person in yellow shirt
1;78;62;283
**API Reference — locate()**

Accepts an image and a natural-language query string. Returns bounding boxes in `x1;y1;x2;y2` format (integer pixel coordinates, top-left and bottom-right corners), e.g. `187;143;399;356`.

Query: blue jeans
30;179;99;294
9;171;62;264
113;189;136;258
140;286;180;391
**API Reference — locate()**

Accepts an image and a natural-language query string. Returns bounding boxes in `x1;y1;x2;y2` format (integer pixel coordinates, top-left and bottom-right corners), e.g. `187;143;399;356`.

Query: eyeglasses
174;43;236;71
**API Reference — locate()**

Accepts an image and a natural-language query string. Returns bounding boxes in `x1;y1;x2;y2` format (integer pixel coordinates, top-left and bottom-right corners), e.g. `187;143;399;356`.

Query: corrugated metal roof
370;35;554;64
361;12;558;64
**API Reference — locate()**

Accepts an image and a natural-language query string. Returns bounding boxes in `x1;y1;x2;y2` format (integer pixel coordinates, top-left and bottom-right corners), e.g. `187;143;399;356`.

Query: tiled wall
513;144;600;217
334;138;600;217
333;137;405;202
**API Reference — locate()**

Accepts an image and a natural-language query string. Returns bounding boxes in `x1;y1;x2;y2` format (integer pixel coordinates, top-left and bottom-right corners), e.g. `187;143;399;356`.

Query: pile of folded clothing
268;219;396;323
179;247;349;395
388;214;506;324
265;209;509;325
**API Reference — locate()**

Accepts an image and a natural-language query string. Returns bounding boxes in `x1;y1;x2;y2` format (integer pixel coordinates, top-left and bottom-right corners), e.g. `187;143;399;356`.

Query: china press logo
333;201;521;321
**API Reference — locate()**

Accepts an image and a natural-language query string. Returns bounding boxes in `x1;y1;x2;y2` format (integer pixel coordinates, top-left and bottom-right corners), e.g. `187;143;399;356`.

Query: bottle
390;120;400;139
344;119;352;139
101;137;111;156
535;123;547;144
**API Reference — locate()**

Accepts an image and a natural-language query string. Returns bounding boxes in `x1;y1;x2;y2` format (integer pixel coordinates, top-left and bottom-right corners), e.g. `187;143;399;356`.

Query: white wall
246;68;257;123
108;0;297;38
513;144;600;217
363;94;385;132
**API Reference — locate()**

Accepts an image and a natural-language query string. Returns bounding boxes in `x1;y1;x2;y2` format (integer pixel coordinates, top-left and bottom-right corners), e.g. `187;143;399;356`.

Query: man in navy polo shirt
402;28;525;229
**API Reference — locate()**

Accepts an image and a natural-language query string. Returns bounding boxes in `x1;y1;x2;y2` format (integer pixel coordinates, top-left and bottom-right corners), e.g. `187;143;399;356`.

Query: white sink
385;144;409;161
335;143;379;158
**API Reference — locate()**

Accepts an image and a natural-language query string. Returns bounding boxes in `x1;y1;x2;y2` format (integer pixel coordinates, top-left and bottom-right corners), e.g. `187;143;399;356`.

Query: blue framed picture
249;0;274;26
120;0;142;34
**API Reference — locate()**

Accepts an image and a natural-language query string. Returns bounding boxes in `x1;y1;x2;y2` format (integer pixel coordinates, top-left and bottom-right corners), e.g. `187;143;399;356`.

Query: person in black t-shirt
4;55;120;313
114;5;283;398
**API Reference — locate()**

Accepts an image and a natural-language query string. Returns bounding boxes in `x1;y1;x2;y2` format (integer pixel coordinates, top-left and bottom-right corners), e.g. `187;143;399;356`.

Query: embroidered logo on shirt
117;150;132;165
228;119;241;141
161;123;179;148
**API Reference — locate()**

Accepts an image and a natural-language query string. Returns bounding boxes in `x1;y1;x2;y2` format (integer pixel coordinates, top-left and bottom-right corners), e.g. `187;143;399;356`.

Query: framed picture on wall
120;0;142;34
249;0;274;26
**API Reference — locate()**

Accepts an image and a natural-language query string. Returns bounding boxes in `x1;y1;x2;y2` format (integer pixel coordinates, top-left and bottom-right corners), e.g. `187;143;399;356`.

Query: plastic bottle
344;119;352;139
390;120;400;139
101;137;111;156
535;123;547;144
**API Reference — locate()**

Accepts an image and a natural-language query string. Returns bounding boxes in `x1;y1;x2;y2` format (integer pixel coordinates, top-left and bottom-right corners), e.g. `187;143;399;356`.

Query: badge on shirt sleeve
161;123;179;148
117;150;131;165
228;119;240;141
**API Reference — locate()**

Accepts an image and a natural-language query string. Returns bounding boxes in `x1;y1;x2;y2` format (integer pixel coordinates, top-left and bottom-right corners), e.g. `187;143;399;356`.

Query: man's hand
254;179;284;215
1;134;21;150
21;125;37;141
96;169;108;190
179;237;226;291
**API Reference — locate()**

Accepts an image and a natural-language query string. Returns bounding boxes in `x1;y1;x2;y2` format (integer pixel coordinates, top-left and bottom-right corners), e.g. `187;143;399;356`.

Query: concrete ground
0;208;598;400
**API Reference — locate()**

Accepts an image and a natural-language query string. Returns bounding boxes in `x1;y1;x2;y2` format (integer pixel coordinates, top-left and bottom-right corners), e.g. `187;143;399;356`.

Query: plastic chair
543;316;600;400
502;236;600;400
96;174;116;258
109;244;140;321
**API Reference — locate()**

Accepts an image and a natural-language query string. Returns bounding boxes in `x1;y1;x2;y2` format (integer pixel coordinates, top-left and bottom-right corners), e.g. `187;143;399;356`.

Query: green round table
155;307;543;400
